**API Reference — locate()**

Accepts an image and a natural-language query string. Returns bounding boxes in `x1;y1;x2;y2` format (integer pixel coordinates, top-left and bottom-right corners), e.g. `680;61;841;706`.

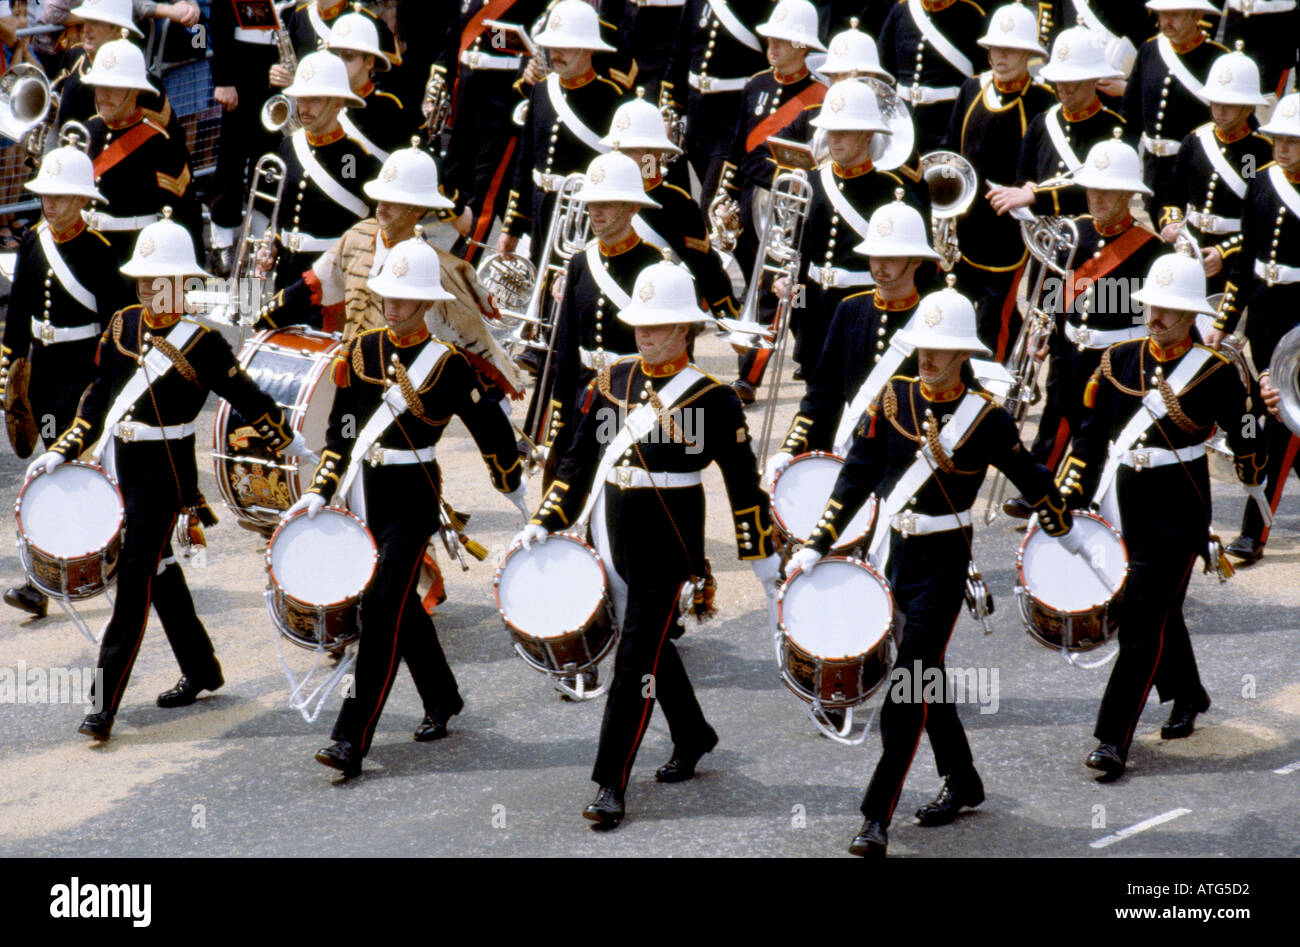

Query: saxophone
261;16;301;135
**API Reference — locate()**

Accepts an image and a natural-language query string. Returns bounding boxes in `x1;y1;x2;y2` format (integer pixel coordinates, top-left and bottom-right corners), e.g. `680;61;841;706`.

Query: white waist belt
460;50;519;70
1117;443;1207;469
1228;0;1296;13
904;85;960;106
606;468;702;489
807;264;874;290
30;318;99;345
532;168;568;192
688;72;747;94
280;230;336;254
83;211;160;232
1256;259;1300;285
1186;211;1240;234
1065;322;1145;349
631;0;686;6
367;444;436;467
580;347;634;370
1139;133;1180;158
892;509;973;536
115;421;196;442
233;28;277;45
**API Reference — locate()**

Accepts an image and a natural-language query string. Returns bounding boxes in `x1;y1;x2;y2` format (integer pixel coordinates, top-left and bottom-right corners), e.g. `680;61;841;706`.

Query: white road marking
1274;760;1300;776
1090;808;1192;850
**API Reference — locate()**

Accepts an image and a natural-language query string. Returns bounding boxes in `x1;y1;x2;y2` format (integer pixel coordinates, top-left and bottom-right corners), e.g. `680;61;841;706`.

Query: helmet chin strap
641;326;685;364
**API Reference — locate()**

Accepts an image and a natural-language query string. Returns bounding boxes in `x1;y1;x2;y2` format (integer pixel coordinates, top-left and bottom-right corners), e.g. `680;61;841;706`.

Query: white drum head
774;455;873;544
270;510;376;605
19;464;123;557
782;559;890;659
498;537;604;639
1022;515;1126;612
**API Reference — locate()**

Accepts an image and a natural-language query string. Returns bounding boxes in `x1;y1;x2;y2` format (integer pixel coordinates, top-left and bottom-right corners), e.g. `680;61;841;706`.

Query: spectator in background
32;0;200;72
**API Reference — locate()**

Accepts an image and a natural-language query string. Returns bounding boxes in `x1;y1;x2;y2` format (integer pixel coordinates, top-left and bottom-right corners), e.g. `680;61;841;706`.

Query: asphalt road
1;308;1297;859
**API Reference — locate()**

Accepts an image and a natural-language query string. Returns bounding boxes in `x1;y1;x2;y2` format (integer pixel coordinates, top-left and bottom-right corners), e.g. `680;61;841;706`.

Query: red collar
920;379;965;403
877;289;920;312
141;309;183;331
1148;336;1193;362
388;324;430;348
834;157;874;178
642;351;690;378
1096;214;1133;238
643;172;664;191
356;79;376;99
560;68;597;91
103;108;143;131
50;217;87;243
1215;121;1251;144
599;232;639;256
1170;32;1206;56
318;0;346;19
1285;166;1300;185
1062;97;1103;123
923;0;957;10
378;227;408;249
993;73;1030;94
306;125;346;147
774;65;809;85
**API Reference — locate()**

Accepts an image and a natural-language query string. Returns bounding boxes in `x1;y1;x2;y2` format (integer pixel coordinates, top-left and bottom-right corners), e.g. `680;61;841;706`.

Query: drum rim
493;530;608;641
16;461;125;561
772;451;876;549
778;554;895;657
266;506;378;609
1015;510;1129;615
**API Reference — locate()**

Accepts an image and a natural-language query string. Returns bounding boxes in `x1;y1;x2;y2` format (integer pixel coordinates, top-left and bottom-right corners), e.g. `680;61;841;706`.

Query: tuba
1;64;53;145
920;150;977;271
1269;324;1300;437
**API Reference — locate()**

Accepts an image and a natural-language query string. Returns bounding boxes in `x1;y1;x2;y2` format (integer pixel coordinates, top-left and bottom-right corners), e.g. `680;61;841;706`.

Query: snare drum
771;452;877;556
778;557;896;709
494;534;614;675
214;326;343;528
266;507;377;653
15;462;124;599
1016;511;1128;652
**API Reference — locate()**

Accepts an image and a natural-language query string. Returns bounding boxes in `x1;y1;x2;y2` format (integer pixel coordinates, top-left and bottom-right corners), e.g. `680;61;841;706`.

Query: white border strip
1090;808;1192;850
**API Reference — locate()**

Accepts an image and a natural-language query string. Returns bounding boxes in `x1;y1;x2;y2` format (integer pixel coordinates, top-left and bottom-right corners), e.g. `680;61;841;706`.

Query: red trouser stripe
1120;556;1195;751
618;584;686;791
1045;417;1071;473
467;137;518;263
360;551;427;750
744;347;771;386
994;263;1026;364
1260;432;1300;545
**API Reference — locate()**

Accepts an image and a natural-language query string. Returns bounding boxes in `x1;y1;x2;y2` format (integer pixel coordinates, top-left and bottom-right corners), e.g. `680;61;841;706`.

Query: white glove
513;523;548;550
503;482;531;523
764;451;794;486
1057;527;1086;557
26;451;63;481
285;492;325;519
787;546;823;576
750;553;783;592
281;431;316;459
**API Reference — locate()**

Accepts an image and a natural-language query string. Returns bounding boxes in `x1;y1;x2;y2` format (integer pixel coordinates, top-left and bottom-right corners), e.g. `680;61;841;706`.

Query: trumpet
262;9;301;135
707;164;742;254
422;65;451;139
921;150;978;272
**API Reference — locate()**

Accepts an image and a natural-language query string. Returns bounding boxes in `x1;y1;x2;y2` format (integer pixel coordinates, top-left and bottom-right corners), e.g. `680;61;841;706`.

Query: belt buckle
897;511;916;537
117;422;136;443
1075;326;1092;348
1244;0;1254;13
909;85;924;105
819;269;836;289
1264;262;1280;285
699;75;712;92
367;445;386;466
467;52;480;68
285;232;302;253
615;467;634;489
39;321;55;344
1132;449;1150;470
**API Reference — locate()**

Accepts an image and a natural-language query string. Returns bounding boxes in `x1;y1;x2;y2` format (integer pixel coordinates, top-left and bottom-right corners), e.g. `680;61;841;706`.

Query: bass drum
213;326;342;529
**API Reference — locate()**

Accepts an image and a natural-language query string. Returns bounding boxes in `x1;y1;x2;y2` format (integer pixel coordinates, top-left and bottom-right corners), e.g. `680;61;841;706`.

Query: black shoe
731;379;756;405
156;666;224;708
848;818;888;858
1001;496;1033;519
315;741;362;777
559;667;598;702
655;729;719;783
914;773;985;826
4;583;48;618
1224;535;1263;564
583;786;625;828
1086;743;1126;781
78;712;114;741
1161;689;1210;740
414;705;460;741
792;366;806;381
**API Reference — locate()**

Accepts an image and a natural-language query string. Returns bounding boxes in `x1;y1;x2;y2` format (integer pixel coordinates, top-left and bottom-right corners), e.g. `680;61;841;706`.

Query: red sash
744;83;826;155
93;121;162;178
459;0;519;60
1063;225;1157;310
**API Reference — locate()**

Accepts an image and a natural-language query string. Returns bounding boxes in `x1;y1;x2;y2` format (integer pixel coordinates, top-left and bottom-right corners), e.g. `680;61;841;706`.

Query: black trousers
209;47;280;231
684;89;742;203
861;532;976;824
444;72;522;265
1029;342;1105;471
955;259;1025;364
91;463;219;718
1238;420;1300;545
331;469;461;755
27;338;99;445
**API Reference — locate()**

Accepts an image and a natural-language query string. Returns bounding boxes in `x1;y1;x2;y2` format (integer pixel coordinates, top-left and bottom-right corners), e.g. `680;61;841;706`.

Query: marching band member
1159;47;1272;295
1;148;131;619
26;213;313;741
287;237;527;777
516;261;782;829
618;0;685;98
993;26;1126;222
819;18;895;84
1218;0;1299;100
1005;137;1164;517
1060;253;1262;778
945;3;1054;360
496;1;623;262
1041;0;1152;92
662;0;771;201
878;0;988;153
539;151;664;471
766;197;937;480
325;9;415;160
269;0;398;77
601;94;739;321
80;37;202;263
1213;93;1300;565
787;283;1075;858
269;50;383;292
1123;1;1229;224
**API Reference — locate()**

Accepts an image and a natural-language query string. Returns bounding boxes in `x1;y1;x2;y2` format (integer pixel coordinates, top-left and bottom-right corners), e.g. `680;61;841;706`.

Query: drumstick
1057;530;1119;597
